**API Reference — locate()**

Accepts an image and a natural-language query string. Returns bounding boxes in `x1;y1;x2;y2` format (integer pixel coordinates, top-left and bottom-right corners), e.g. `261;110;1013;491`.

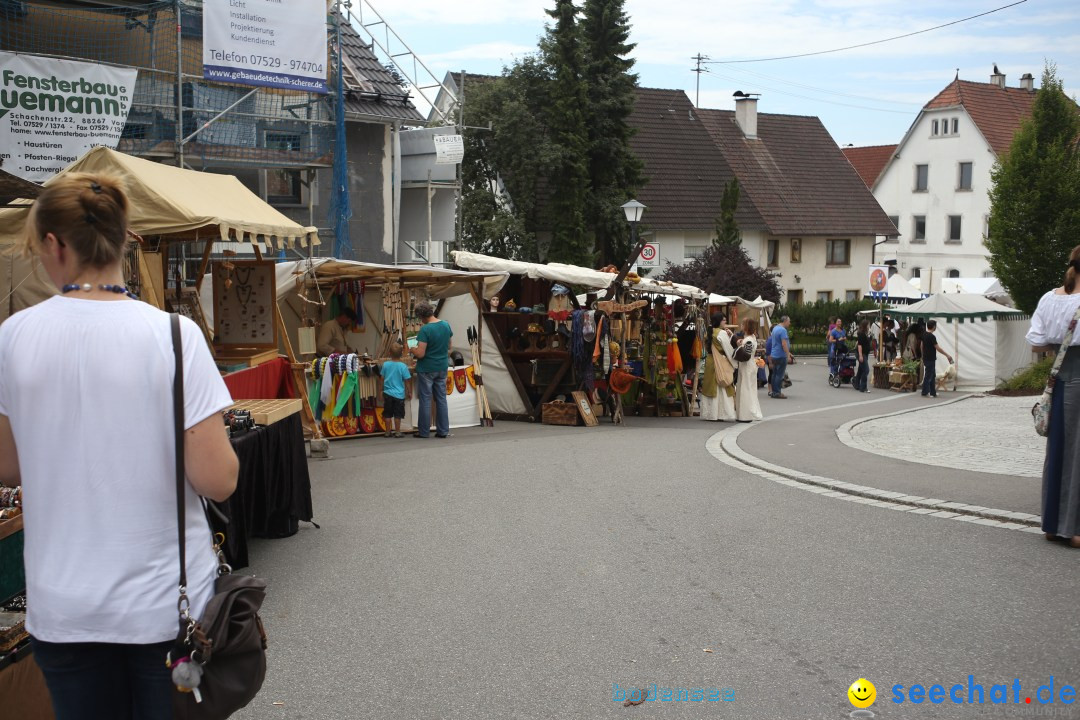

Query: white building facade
870;70;1036;292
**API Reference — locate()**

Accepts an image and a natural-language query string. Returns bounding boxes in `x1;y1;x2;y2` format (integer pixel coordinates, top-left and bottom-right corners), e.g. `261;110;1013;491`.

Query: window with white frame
931;120;939;136
911;267;922;278
958;162;973;191
946;269;960;278
942;120;950;136
913;215;926;242
951;118;959;134
684;245;707;260
983;214;990;240
915;164;928;192
846;290;860;301
947;215;962;243
825;238;850;266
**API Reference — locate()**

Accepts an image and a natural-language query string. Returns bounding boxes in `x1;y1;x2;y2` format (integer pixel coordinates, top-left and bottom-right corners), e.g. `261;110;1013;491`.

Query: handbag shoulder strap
1048;302;1080;382
171;314;188;596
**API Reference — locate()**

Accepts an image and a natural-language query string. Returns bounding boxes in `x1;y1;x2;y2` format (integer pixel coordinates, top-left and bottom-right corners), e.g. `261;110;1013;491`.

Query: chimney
990;64;1006;89
1020;72;1034;92
734;95;758;139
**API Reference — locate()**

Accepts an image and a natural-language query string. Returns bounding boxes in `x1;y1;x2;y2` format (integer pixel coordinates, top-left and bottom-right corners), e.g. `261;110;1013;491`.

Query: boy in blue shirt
380;344;411;437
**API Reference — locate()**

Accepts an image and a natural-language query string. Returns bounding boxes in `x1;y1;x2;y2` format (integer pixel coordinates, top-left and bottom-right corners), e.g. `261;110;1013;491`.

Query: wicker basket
542;401;581;426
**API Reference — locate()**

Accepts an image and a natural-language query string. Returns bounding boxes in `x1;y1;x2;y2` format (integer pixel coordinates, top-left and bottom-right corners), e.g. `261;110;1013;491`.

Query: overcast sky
355;0;1079;147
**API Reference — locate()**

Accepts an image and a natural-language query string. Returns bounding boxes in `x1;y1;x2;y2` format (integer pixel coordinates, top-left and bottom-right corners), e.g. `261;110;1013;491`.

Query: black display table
212;413;313;569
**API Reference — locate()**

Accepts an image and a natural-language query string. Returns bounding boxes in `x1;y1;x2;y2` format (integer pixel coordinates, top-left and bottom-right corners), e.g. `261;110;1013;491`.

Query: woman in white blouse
1026;245;1080;547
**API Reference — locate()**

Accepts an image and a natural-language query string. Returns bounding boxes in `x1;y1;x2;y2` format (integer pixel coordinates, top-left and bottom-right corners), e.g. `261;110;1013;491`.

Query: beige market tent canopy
0;147;319;247
451;251;707;300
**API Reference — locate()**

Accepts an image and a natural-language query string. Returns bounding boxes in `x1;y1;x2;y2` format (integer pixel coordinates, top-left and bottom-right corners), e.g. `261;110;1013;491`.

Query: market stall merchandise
199;258;508;437
443;251;709;423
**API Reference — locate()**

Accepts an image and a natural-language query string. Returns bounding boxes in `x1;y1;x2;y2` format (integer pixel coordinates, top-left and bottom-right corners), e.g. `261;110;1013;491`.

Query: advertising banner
0;51;137;182
868;264;889;296
203;0;329;94
434;134;464;165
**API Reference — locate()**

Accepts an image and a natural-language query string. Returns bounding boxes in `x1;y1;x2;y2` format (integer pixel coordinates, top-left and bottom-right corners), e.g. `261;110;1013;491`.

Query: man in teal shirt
408;302;453;437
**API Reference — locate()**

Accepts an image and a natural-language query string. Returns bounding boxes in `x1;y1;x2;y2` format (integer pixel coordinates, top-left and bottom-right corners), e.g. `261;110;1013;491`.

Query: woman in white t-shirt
0;174;238;719
1027;244;1080;548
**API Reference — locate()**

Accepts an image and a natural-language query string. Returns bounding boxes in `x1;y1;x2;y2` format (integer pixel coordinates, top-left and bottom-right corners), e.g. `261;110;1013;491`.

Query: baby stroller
829;341;857;388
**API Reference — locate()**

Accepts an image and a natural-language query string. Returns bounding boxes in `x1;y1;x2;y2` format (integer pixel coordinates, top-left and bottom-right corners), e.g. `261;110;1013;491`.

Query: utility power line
705;0;1027;64
702;68;913;114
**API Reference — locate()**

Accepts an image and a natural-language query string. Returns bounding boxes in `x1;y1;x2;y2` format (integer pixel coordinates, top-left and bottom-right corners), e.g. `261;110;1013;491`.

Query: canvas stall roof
0;169;41;207
0;147;319;246
890;293;1026;321
940;277;1007;297
453;252;615;290
280;258;507;298
884;274;923;300
452;252;708;299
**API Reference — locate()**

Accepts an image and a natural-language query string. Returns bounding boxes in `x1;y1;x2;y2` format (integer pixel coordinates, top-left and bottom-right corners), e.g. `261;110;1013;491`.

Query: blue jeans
30;637;174;720
855;358;870;391
922;360;936;396
416;370;449;437
770;356;787;396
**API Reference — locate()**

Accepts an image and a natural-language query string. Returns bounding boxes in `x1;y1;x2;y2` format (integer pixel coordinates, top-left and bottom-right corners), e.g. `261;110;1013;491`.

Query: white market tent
890;293;1031;392
884;274;924;300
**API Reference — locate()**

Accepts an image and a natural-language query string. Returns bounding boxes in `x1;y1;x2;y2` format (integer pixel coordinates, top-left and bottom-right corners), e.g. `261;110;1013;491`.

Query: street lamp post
604;199;648;300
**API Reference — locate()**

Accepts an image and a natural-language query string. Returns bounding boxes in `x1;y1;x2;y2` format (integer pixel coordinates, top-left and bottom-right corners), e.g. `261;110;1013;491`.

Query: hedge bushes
776;298;881;336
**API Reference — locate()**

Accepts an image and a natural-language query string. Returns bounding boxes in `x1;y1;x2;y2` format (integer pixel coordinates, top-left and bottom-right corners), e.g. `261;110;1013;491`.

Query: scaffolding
1;0;337;172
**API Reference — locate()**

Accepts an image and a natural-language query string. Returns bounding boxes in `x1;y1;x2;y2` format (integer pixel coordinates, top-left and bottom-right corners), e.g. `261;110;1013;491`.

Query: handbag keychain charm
167;650;204;703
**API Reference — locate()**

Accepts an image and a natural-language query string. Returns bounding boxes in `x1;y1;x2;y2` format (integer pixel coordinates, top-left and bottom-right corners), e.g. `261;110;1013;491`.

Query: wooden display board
571;391;599;426
211;260;277;349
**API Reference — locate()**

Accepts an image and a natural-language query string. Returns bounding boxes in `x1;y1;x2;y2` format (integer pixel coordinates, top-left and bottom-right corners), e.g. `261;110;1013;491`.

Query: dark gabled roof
842;144;897;190
337;15;424;124
698;108;898;237
924;79;1036;156
628;88;765;232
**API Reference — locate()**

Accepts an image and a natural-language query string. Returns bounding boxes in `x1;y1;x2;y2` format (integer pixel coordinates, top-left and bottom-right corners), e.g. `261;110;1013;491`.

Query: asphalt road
234;359;1079;720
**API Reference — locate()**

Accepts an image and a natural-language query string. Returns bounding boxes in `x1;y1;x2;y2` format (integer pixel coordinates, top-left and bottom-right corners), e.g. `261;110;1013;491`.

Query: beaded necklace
61;283;139;301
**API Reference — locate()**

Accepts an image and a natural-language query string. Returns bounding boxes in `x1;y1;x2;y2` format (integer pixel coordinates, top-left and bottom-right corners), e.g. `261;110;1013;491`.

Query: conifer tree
581;0;644;266
542;0;593;265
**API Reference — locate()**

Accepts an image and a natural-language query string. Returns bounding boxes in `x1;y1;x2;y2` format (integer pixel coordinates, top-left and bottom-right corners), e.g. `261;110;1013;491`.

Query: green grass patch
995;356;1053;394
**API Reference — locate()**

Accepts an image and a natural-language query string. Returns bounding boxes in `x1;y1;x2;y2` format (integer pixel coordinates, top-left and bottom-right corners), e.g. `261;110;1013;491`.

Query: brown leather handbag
169;314;268;719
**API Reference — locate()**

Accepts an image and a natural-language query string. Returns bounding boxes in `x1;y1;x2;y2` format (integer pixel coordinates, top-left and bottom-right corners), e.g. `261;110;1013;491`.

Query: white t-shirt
0;297;233;643
1026;290;1080;347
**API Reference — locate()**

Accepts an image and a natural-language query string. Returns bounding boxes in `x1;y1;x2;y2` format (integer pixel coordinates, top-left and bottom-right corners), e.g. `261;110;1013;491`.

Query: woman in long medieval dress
734;318;763;422
700;313;736;421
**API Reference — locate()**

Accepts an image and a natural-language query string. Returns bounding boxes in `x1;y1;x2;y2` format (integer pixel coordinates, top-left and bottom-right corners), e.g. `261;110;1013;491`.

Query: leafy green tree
987;63;1080;314
581;0;644;266
660;243;781;304
542;0;592;265
458;59;557;260
714;178;742;246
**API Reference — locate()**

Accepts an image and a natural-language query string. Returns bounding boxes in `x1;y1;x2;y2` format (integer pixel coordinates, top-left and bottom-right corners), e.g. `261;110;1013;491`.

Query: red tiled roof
698;109;898;237
842;144;897;189
924;79;1036;155
628;88;765;231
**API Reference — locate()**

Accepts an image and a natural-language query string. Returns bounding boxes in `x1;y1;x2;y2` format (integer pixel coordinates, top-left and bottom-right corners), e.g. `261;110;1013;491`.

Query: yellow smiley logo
848;678;876;708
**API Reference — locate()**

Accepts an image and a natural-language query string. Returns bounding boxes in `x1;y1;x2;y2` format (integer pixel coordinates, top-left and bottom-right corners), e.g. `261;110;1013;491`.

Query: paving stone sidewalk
840;394;1044;479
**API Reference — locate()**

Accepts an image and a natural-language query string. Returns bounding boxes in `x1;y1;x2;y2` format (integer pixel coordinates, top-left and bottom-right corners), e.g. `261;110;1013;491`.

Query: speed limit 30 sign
638;242;660;267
